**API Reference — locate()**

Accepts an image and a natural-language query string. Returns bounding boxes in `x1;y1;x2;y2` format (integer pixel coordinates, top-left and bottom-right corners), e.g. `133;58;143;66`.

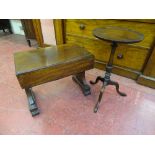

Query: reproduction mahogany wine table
14;44;94;116
90;26;144;113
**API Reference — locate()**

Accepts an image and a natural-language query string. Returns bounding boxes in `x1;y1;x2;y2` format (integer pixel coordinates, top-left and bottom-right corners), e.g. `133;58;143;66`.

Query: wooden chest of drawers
53;19;155;87
66;35;148;71
65;19;155;48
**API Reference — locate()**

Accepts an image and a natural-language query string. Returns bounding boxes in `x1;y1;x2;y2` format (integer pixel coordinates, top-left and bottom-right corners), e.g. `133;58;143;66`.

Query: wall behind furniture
10;19;25;35
40;19;56;45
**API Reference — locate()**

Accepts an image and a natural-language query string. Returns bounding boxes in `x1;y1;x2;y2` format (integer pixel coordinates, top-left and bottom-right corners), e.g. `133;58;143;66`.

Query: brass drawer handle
117;53;123;59
79;24;85;30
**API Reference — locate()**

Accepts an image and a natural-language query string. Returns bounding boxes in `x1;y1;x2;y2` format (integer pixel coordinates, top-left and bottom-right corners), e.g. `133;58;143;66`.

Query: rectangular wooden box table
14;44;94;116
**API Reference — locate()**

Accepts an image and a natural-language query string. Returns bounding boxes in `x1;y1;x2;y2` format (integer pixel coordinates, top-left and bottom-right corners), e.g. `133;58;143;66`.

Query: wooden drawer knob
79;24;85;30
117;53;123;59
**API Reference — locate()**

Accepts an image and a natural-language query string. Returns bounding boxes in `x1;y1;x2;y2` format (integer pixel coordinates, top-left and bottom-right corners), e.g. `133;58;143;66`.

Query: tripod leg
90;76;104;85
94;84;106;113
108;80;127;96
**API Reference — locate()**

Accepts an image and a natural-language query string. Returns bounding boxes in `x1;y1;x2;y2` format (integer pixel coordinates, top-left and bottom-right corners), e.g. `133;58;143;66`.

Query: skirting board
137;74;155;89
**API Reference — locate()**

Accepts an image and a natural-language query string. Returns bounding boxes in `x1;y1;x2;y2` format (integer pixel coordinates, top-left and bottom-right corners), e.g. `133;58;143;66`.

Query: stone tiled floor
0;34;155;135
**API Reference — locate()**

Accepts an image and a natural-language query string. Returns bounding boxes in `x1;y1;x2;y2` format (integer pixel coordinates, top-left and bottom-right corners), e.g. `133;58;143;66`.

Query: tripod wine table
90;26;144;113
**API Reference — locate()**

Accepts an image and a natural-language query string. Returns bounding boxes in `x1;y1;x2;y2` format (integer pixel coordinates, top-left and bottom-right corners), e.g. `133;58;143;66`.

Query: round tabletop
93;26;144;44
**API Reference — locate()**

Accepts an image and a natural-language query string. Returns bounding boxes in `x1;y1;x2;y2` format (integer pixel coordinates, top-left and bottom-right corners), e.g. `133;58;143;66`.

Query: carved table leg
91;42;127;112
94;82;106;113
25;88;40;116
72;71;91;96
108;80;127;96
90;76;105;85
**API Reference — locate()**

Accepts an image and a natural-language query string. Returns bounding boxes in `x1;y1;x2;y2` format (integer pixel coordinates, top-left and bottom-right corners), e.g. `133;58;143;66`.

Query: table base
90;42;127;113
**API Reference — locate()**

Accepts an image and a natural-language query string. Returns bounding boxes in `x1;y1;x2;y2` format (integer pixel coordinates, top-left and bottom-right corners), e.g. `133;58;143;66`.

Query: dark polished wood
90;27;144;113
59;19;155;82
93;26;144;44
14;44;94;116
72;72;91;96
25;88;40;116
95;60;140;80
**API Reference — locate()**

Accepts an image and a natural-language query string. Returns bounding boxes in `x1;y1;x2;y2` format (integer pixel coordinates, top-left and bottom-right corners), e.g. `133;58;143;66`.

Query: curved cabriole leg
108;80;127;96
25;88;40;116
94;84;106;113
90;76;104;85
72;71;91;96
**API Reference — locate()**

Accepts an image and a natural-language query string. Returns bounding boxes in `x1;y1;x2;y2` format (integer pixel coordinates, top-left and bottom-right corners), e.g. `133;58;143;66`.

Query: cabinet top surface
14;44;92;75
93;26;144;44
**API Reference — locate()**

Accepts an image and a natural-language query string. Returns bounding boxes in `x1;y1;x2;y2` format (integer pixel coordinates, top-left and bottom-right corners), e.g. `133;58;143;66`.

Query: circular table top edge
93;26;144;44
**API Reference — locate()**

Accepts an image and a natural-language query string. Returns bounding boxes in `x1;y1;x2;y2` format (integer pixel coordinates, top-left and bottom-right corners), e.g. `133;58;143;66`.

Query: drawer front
65;19;155;49
66;35;111;62
114;45;148;71
66;35;149;71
